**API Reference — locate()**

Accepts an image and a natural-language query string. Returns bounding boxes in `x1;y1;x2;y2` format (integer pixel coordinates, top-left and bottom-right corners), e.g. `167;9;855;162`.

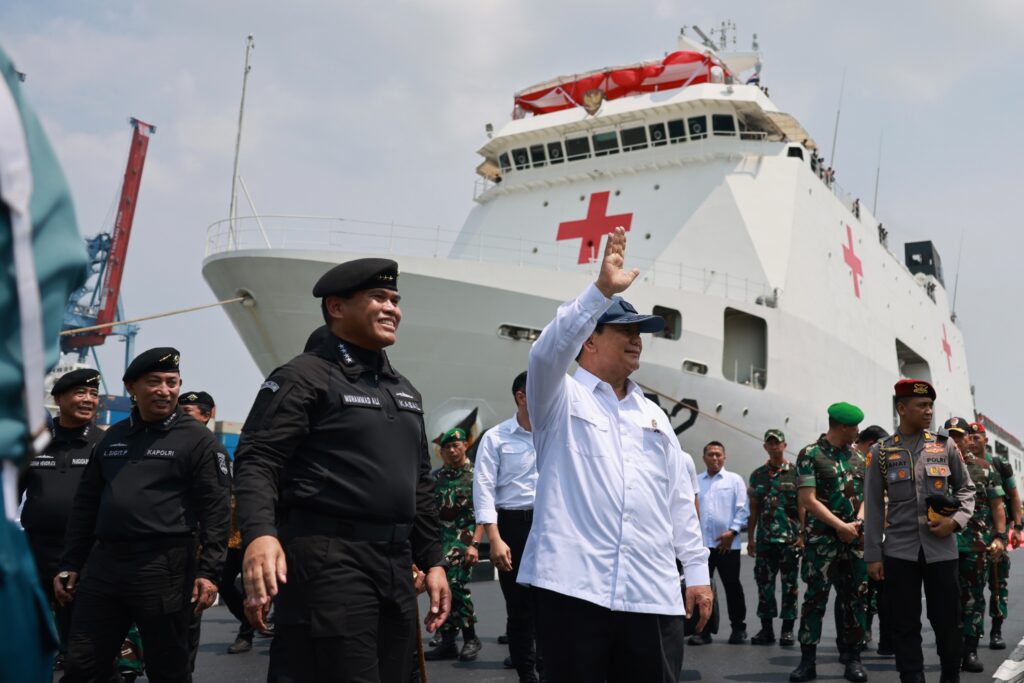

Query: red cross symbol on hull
941;325;952;371
557;191;633;264
842;224;863;299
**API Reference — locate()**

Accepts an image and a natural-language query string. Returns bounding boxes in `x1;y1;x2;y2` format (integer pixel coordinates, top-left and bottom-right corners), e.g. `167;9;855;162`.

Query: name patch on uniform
395;399;423;413
30;459;56;468
145;449;176;458
104;448;129;458
72;458;89;466
922;454;946;466
342;394;381;408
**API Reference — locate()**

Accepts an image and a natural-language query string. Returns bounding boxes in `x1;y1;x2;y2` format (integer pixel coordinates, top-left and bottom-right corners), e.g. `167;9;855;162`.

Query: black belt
497;508;534;522
283;509;413;543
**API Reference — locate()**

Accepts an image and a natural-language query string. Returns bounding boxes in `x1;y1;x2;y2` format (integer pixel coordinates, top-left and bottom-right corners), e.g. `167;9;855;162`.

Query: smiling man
519;227;711;682
234;257;449;683
56;348;231;683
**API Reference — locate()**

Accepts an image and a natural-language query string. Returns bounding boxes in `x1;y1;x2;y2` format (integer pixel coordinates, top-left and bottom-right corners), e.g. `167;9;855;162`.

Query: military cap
827;402;864;426
51;368;101;397
440;427;467;446
894;378;936;400
925;493;959;523
179;390;215;409
763;428;785;442
312;258;398;298
597;296;665;334
942;417;970;434
123;347;180;382
969;421;986;434
857;425;889;444
304;325;330;353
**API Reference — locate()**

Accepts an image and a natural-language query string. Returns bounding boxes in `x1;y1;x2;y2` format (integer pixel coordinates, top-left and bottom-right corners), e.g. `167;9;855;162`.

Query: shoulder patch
259;380;280;393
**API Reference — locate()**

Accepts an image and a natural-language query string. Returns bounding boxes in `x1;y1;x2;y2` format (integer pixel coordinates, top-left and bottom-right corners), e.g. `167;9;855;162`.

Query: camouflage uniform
957;454;1004;638
986;452;1015;621
435;461;478;634
748;461;801;621
796;435;868;648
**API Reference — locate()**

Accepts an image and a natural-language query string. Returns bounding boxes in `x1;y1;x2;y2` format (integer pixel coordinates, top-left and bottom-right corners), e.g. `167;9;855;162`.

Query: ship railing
205;215;772;305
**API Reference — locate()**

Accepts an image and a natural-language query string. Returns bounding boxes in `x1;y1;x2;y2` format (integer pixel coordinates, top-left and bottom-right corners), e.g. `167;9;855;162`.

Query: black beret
303;325;330;353
179;390;215;409
123;347;180;382
51;368;101;397
312;258;398;298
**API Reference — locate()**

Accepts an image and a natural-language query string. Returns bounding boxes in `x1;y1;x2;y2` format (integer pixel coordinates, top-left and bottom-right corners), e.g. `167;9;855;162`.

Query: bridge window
592;131;619;156
653;305;681;340
529;144;547;168
648;123;667;146
511;148;529;170
723;308;767;389
620;126;648;151
895;339;931;383
712;114;737;136
498;153;511;172
566;136;591;161
668;119;687;143
547;141;565;164
787;146;805;161
688;115;708;139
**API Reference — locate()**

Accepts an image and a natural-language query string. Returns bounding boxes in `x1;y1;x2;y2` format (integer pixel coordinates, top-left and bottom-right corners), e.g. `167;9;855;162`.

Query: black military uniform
20;369;105;659
59;349;231;683
234;258;443;683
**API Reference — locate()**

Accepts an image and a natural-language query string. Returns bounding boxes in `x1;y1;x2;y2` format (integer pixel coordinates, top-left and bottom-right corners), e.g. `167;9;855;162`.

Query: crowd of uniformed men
18;228;1023;683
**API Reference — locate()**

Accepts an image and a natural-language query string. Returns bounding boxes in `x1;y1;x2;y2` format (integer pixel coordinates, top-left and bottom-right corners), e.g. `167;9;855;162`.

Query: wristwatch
470;541;480;549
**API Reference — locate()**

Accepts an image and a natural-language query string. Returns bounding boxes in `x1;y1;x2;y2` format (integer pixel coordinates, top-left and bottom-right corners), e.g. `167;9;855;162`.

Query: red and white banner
514;51;726;116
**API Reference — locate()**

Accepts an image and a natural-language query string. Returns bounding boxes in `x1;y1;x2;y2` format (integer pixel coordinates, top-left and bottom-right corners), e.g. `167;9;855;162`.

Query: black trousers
883;549;961;676
27;532;73;654
266;533;416;683
534;588;685;683
497;510;539;682
61;543;194;683
705;549;746;631
220;547;254;640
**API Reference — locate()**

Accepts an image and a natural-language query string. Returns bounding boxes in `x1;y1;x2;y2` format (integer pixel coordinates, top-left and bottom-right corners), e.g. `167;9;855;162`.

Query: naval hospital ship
202;29;1022;474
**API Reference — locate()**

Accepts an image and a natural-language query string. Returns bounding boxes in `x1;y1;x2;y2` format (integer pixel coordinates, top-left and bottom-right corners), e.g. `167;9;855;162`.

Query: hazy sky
4;1;1022;434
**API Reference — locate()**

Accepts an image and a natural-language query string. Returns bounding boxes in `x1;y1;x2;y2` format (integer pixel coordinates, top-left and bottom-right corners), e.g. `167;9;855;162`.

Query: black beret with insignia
51;368;101;397
179;390;215;409
123;347;181;382
312;258;399;298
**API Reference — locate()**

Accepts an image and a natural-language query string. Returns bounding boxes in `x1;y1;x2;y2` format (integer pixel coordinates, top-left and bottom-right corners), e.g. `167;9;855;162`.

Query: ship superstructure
203;29;975;466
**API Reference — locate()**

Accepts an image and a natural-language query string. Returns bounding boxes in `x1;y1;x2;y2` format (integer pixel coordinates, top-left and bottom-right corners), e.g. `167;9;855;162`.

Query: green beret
827;402;864;426
440;427;466;446
763;428;785;442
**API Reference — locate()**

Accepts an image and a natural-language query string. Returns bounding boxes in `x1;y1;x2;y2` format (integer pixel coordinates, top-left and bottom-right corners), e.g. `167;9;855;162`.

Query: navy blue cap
597;297;665;334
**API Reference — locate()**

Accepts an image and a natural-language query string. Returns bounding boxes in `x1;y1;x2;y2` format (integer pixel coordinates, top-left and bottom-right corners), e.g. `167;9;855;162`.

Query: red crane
63;117;155;351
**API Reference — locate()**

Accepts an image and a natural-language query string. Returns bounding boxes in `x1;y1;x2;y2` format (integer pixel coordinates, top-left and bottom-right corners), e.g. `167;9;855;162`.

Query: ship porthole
715;403;723;413
742;408;749;416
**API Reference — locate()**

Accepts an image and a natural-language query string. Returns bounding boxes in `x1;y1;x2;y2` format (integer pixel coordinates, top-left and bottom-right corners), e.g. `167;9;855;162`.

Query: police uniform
951;416;1004;672
59;349;231;683
747;429;801;646
234;259;442;683
791;403;869;683
19;369;104;658
863;379;976;683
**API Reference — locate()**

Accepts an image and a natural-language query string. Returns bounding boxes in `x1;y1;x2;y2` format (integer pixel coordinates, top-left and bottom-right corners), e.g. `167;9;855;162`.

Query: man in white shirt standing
473;370;540;683
692;441;751;646
518;227;712;682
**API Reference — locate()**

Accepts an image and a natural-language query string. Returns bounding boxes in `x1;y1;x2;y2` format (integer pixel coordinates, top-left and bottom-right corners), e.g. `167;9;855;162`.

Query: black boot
991;618;1006;650
844;649;867;682
752;618;776;645
790;644;817;682
780;619;796;646
960;636;983;673
424;631;459;661
900;673;927;683
729;622;748;644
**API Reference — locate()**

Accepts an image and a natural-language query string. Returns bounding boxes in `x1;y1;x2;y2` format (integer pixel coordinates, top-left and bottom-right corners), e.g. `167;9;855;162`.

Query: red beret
969;421;986;434
894;378;936;400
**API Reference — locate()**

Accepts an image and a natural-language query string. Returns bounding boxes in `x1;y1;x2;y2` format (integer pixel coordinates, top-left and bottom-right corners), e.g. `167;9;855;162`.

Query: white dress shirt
518;282;710;615
473;415;538;525
696;468;750;550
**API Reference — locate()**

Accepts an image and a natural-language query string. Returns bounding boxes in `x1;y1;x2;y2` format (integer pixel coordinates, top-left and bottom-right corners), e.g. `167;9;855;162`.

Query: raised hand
595;226;640;298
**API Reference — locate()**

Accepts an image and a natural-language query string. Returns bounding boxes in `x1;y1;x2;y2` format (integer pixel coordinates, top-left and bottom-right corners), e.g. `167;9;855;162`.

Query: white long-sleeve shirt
473;415;537;525
518;283;710;615
697;468;749;550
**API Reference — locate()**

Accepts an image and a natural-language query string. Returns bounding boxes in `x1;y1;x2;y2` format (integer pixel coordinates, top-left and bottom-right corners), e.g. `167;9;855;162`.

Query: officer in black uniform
55;348;231;683
19;368;104;668
235;258;451;683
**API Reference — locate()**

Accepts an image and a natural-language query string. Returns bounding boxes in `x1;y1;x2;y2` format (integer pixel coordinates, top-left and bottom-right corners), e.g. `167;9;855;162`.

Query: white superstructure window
722;308;767;389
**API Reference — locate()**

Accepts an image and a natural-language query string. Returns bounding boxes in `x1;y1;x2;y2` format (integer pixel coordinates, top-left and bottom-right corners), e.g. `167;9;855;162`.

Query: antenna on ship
829;67;846;167
229;34;255;249
872;129;883;214
951;226;966;319
691;25;717;51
